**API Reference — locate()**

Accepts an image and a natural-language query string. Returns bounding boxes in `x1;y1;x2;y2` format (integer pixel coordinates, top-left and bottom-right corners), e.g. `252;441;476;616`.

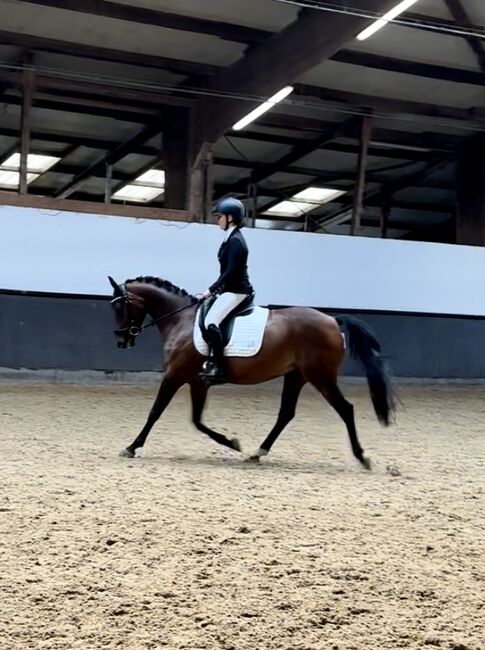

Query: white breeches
204;292;247;328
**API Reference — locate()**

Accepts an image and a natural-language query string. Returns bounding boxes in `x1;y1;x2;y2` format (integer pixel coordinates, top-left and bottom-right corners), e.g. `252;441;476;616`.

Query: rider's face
217;213;232;230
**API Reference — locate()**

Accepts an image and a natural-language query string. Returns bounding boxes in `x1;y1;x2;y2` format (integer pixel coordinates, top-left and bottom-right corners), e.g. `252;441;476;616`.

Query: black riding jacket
209;227;253;295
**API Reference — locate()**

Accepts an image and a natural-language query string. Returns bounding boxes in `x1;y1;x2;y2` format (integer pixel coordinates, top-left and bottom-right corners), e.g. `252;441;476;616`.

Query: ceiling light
265;200;313;217
232;86;294;131
112;184;165;203
0;152;60;189
292;187;347;203
356;0;421;41
263;187;346;217
1;153;60;173
135;169;165;187
112;167;165;203
0;170;39;188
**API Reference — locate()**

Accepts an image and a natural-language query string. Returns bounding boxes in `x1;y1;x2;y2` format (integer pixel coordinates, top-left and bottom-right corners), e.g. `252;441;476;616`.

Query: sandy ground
0;381;483;650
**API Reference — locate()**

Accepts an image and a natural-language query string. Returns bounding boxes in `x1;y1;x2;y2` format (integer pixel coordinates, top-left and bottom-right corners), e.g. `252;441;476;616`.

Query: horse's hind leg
190;379;241;452
247;370;305;462
311;378;370;470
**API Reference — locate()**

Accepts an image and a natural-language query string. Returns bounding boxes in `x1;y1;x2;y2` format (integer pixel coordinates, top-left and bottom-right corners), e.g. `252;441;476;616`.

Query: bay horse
108;276;395;468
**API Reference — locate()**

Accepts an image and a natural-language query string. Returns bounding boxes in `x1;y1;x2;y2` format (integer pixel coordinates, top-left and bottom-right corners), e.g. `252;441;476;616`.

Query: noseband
111;294;142;347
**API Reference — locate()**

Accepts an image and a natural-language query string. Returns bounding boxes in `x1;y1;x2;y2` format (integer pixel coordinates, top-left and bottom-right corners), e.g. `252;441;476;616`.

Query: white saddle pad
194;306;269;358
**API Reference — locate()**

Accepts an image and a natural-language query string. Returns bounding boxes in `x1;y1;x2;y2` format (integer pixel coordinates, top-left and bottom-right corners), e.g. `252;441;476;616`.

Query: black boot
202;324;226;384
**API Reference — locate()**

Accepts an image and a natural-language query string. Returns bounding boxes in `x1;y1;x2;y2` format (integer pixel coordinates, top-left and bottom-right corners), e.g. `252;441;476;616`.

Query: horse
108;275;395;468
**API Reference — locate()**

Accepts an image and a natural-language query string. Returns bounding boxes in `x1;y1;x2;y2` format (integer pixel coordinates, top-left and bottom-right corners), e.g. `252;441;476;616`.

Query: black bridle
111;292;199;348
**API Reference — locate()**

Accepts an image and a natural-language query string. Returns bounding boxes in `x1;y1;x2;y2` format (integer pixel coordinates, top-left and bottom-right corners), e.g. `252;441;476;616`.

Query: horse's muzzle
114;327;138;349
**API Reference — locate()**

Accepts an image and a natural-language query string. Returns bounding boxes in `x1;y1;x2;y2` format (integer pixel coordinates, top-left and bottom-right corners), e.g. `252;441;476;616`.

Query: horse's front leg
120;375;180;458
190;379;241;452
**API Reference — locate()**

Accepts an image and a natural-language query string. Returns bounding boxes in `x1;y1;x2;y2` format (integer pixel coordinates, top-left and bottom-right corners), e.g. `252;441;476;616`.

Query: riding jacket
209;227;253;296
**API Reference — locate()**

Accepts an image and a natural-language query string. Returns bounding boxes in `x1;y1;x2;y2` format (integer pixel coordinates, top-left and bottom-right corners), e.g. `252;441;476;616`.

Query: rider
201;197;254;383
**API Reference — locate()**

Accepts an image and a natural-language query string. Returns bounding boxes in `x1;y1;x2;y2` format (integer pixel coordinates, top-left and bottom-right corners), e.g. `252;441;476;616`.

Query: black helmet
213;197;246;226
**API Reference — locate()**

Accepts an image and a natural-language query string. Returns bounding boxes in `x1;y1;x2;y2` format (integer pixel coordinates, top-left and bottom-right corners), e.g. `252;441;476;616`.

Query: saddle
198;292;255;347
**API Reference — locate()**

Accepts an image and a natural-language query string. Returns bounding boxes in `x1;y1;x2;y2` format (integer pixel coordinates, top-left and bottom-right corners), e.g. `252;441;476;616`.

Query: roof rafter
0;29;219;77
0;28;483;129
234;126;458;153
294;85;485;125
317;156;452;229
333;49;485;86
443;0;485;73
53;120;164;198
192;0;398;146
13;0;269;45
227;117;360;194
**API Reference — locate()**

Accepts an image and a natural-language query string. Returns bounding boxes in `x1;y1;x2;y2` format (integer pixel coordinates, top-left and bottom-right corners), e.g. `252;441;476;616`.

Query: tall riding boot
202;324;226;384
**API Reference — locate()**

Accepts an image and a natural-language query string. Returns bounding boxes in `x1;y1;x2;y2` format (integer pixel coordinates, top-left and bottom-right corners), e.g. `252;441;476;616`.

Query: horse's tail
336;316;396;426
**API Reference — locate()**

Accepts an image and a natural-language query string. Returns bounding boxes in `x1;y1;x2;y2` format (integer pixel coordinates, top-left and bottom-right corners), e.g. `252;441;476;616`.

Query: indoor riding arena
0;2;484;650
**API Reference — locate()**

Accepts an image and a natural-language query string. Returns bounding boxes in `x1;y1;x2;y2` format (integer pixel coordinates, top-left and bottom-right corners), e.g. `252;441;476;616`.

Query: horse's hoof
361;456;372;471
245;455;261;464
119;448;135;458
230;437;242;453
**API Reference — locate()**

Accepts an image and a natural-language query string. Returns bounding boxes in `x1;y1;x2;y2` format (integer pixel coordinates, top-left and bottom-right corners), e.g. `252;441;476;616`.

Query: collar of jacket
222;225;237;242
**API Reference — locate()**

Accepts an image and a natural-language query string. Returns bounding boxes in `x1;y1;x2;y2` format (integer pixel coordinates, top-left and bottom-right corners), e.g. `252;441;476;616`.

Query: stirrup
200;360;226;385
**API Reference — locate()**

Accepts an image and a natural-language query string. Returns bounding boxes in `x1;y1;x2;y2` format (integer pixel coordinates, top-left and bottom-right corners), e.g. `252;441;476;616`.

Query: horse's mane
125;276;197;303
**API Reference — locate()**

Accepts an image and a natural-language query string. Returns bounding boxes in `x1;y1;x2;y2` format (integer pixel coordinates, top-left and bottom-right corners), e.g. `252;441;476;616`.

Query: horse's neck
141;285;194;334
143;286;188;315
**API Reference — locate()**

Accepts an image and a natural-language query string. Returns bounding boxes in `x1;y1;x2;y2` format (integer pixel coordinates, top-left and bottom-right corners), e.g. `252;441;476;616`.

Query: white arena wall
1;205;483;316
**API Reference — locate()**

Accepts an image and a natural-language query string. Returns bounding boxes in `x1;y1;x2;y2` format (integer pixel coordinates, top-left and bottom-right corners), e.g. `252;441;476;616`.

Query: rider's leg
203;293;247;381
204;292;247;328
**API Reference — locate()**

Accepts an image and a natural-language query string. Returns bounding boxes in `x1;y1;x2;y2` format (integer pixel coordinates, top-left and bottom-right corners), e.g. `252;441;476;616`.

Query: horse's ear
108;275;123;296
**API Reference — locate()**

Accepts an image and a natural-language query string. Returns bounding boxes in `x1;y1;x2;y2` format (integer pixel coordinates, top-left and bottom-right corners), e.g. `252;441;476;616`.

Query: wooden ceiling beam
0;68;193;109
333;49;485;86
443;0;485;73
54;120;163;198
193;0;398;145
233;126;459;152
242;117;360;188
0;28;482;134
0;29;218;77
0;126;160;156
317;156;452;228
294;85;485;125
14;0;270;45
1;92;156;124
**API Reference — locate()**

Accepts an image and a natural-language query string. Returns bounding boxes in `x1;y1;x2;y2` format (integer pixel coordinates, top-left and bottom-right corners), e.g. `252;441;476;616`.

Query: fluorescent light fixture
371;140;430;153
264;186;346;218
135;169;165;187
356;0;421;41
232;86;294;131
265;200;312;217
0;171;39;188
2;153;60;173
292;187;346;203
0;152;61;188
112;167;165;203
112;184;164;203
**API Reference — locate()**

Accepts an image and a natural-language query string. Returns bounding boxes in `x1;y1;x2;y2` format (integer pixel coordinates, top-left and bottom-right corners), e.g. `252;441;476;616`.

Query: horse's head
108;276;147;348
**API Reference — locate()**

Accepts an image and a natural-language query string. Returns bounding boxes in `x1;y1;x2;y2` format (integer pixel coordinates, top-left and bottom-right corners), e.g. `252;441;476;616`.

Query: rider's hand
197;290;210;300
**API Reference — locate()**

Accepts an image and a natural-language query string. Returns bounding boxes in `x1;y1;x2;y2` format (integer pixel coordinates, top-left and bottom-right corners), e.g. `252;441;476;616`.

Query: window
264;187;346;217
112;169;165;203
0;153;60;189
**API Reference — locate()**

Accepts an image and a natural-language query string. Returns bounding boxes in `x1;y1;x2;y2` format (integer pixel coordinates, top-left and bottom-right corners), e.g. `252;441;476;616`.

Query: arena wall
2;205;485;378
